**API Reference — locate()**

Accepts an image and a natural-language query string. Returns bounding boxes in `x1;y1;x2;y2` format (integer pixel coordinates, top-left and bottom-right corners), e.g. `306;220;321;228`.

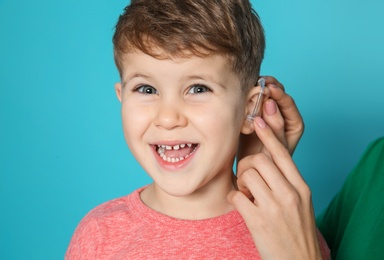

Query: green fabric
316;137;384;259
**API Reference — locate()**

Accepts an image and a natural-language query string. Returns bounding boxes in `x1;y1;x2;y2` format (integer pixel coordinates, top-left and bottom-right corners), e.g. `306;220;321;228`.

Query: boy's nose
154;101;188;130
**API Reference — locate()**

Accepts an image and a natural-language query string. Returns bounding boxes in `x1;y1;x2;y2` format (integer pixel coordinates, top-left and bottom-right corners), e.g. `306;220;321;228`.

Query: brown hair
113;0;265;90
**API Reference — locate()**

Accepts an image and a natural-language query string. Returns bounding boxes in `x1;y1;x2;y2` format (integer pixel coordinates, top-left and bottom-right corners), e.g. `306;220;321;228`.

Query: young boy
66;0;330;258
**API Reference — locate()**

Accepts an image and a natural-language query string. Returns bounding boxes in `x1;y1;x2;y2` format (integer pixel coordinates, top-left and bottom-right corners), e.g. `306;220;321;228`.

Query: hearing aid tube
246;77;265;123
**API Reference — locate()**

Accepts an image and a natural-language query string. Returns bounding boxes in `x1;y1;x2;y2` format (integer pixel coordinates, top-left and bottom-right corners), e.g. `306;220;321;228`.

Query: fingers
262;75;285;92
262;77;304;154
236;115;305;204
236;167;273;206
227;190;263;236
227;190;258;229
237;153;293;196
268;86;302;133
270;87;304;154
262;99;287;150
237;153;294;207
252;116;307;190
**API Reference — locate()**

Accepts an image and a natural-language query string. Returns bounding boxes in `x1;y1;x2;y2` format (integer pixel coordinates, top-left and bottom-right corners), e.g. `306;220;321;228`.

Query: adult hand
229;117;324;260
237;76;304;160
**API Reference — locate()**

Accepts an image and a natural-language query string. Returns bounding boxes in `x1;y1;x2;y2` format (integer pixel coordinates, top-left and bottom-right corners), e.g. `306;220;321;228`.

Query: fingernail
265;100;277;115
270;84;278;88
255;117;266;128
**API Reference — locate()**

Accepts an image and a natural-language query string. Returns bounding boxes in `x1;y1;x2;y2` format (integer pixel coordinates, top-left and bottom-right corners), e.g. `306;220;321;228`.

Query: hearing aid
246;77;266;123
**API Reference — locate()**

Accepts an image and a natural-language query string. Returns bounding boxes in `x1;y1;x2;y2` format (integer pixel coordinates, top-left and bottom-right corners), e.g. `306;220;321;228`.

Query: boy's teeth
156;143;197;163
157;143;192;151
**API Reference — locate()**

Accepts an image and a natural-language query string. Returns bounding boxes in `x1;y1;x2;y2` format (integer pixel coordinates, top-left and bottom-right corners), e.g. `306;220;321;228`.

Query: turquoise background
1;0;383;259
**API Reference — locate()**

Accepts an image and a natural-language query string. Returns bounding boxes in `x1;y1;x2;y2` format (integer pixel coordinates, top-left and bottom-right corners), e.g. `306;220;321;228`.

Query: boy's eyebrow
122;73;227;89
122;73;150;87
185;75;227;89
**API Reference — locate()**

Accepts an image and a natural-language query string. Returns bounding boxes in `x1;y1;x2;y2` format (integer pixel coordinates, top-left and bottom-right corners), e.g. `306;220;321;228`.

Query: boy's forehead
120;48;234;73
120;44;228;62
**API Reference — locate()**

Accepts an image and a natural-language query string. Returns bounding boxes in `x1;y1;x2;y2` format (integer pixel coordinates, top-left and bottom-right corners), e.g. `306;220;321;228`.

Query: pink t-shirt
66;188;330;259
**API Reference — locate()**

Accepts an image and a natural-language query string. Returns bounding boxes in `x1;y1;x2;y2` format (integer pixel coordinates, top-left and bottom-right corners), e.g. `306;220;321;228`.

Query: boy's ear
240;86;263;135
114;82;122;102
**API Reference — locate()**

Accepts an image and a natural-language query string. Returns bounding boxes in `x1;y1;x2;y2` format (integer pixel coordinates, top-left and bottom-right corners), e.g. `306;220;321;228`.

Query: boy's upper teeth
158;143;192;150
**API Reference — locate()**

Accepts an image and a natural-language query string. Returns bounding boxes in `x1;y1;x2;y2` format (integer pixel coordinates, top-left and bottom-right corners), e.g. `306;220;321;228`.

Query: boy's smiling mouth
155;143;198;163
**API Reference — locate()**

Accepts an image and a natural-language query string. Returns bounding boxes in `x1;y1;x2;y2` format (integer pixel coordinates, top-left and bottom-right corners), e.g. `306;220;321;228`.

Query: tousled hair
113;0;265;90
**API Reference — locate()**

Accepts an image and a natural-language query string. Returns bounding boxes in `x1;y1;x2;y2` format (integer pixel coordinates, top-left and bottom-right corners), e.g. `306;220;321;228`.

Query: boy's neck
140;175;236;220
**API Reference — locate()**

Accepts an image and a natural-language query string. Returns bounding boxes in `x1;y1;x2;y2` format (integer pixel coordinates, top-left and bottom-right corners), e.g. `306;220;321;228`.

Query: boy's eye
187;84;211;94
135;85;158;95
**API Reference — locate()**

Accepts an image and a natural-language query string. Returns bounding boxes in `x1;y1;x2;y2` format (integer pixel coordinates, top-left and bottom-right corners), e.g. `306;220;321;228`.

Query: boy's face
115;50;254;198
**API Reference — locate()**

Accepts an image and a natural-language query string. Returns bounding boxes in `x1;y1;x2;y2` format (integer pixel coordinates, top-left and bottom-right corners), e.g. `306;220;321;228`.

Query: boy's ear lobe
241;119;254;135
114;82;122;102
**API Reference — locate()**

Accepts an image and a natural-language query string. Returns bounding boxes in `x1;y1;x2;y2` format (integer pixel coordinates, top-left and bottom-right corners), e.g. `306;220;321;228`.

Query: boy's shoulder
87;188;143;217
86;195;128;219
66;188;146;258
79;188;144;230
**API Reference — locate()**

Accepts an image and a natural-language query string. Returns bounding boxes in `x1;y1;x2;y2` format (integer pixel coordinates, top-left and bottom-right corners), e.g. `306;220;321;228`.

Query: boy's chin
160;185;199;198
153;181;207;198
